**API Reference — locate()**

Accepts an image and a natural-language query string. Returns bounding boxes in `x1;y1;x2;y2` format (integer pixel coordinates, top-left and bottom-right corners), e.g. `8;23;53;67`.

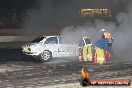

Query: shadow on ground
0;48;33;62
0;42;33;62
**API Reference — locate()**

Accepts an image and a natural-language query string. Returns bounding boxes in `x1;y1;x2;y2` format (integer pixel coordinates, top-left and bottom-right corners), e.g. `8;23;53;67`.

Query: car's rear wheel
38;50;52;62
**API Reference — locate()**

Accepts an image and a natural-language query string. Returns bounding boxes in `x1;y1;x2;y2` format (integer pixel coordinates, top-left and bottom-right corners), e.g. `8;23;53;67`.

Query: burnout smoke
60;21;116;44
21;0;132;61
61;1;132;61
21;0;113;35
113;1;132;60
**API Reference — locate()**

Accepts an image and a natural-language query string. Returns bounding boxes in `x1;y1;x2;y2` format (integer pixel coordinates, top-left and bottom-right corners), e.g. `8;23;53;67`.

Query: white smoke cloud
113;2;132;60
60;2;132;61
60;20;116;44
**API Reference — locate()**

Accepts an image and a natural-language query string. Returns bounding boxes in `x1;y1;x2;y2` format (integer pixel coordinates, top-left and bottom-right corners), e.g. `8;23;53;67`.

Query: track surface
0;60;131;88
0;47;132;88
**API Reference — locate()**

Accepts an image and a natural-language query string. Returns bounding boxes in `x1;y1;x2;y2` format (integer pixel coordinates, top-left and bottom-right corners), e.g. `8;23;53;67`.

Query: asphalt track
0;47;132;88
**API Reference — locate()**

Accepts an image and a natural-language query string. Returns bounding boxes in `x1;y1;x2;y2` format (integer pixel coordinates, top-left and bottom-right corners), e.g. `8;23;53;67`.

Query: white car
22;36;79;62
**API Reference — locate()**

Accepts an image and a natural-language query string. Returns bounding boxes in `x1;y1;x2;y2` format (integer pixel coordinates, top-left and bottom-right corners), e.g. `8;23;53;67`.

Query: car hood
22;43;43;48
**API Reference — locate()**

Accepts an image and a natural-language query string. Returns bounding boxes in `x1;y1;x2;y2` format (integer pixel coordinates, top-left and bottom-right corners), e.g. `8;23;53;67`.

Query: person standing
94;37;109;64
79;37;93;62
100;28;113;46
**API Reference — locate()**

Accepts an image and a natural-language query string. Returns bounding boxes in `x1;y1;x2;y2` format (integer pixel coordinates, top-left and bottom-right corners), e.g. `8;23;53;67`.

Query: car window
58;37;63;44
59;36;76;44
58;37;69;44
44;37;58;44
31;37;46;43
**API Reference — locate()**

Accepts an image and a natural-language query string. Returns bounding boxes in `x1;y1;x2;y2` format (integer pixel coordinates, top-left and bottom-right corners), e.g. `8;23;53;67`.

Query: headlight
22;47;29;52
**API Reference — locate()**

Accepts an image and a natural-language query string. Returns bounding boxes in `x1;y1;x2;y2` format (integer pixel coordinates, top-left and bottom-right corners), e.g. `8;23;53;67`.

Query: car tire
38;50;52;62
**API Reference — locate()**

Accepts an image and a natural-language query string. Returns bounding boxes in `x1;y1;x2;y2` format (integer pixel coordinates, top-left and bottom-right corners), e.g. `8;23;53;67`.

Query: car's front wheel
38;50;52;62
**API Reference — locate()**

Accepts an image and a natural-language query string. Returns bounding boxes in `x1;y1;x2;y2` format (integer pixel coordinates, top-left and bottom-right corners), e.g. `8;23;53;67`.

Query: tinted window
44;37;58;44
31;37;45;43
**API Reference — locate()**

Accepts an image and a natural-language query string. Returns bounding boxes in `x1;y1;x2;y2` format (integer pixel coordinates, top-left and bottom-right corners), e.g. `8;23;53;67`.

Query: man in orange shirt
100;28;113;46
100;28;113;59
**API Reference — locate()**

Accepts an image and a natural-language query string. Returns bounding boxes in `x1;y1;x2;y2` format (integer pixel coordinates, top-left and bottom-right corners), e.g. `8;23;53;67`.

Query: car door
44;37;61;57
